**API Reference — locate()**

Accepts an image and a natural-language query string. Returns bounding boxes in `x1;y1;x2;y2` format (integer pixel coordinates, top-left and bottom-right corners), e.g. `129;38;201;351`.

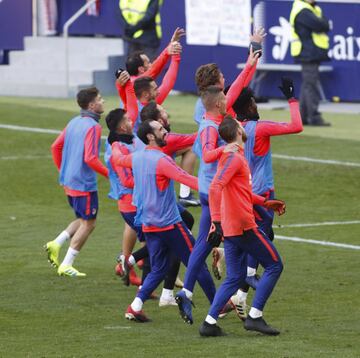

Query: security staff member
290;0;331;126
119;0;162;60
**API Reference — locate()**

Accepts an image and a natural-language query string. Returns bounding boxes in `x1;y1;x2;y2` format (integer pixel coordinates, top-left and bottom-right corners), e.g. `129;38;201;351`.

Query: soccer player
199;116;286;337
140;101;200;206
228;78;302;299
46;87;108;277
175;47;260;323
105;107;194;305
112;120;215;322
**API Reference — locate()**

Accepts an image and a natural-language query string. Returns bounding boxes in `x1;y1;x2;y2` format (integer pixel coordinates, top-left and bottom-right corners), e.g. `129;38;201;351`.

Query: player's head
126;51;151;76
77;87;104;114
225;86;259;121
140;101;171;131
195;63;225;93
219;115;247;144
105;108;133;139
137;119;168;147
201;86;227;116
134;76;159;101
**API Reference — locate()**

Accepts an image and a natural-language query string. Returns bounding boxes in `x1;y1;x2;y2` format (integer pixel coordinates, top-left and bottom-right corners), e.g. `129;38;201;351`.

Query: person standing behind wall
290;0;331;126
119;0;163;61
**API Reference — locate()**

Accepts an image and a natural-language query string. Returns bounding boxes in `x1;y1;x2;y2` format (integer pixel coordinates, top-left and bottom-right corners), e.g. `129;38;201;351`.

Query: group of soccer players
45;26;303;337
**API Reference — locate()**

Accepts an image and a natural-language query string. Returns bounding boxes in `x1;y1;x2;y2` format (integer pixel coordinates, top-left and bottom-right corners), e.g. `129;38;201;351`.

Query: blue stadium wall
1;0;359;101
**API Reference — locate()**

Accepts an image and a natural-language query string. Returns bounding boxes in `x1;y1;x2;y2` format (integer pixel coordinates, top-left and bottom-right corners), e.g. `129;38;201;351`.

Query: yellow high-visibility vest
119;0;162;39
289;0;329;57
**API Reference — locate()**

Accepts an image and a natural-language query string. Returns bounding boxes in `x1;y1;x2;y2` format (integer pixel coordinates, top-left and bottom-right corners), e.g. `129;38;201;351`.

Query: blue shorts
67;192;98;220
120;211;145;242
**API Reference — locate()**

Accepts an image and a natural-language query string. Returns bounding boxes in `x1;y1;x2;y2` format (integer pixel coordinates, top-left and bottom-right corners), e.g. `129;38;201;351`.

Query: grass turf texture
0;95;359;357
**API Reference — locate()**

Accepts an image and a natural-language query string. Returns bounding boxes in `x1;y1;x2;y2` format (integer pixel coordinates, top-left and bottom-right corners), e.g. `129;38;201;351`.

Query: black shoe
244;316;280;336
311;121;331;127
199;321;226;337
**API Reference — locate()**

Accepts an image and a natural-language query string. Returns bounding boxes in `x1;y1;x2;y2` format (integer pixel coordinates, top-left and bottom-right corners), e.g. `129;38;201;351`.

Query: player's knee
85;219;96;231
274;259;283;275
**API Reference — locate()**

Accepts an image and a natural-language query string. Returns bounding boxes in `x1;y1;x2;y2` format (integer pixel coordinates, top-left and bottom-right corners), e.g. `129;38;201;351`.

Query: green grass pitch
0;95;359;357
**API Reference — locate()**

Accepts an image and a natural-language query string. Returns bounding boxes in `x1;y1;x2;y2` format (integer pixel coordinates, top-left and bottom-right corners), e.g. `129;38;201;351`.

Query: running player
175;45;260;324
105;107;194;306
199;116;285;337
46;87;108;277
112;120;215;322
228;78;302;301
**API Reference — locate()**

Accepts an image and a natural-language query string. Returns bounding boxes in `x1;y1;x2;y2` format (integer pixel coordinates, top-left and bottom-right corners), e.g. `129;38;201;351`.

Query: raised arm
256;99;303;138
156;54;181;105
143;48;170;80
84;125;109;178
226;48;260;111
124;80;138;127
51;129;66;170
157;155;198;191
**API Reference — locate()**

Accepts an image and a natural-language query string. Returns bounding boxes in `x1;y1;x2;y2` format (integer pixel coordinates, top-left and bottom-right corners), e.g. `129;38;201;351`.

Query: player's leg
200;237;247;337
241;228;283;335
160;255;180;306
57;192;98;277
171;221;215;324
180;194;216;302
177;148;200;207
45;218;80;268
160;207;194;305
116;212;144;286
126;231;170;322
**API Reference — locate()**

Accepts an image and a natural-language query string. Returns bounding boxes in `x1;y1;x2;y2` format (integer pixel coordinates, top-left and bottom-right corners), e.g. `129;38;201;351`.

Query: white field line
275;235;360;250
0;155;52;160
275;220;360;228
273;154;360;168
1;124;360;167
0;124;61;134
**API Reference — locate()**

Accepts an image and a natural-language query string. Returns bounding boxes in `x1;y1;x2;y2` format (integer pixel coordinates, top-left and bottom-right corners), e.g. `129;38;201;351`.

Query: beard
155;136;167;147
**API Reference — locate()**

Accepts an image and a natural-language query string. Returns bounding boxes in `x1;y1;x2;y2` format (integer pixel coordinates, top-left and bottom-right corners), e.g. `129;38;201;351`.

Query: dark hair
224;86;255;118
76;87;99;109
140;101;160;122
137;119;155;145
201;85;223;110
134;76;154;98
105;108;126;132
195;63;222;93
126;51;144;76
219;115;238;143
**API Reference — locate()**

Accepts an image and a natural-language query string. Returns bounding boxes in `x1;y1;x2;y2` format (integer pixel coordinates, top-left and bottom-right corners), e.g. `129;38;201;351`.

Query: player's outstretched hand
168;41;182;55
116;70;130;86
250;27;267;44
264;199;286;216
171;27;186;43
278;77;295;99
207;222;223;248
249;45;262;66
